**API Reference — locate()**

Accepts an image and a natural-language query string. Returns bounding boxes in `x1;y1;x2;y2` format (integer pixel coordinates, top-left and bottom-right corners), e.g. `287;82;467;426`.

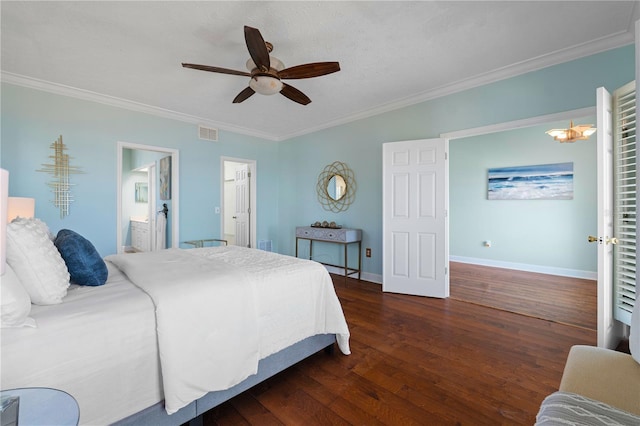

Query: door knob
587;235;618;245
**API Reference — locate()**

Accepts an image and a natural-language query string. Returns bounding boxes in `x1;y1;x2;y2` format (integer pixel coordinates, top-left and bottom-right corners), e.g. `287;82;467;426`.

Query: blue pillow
54;229;108;286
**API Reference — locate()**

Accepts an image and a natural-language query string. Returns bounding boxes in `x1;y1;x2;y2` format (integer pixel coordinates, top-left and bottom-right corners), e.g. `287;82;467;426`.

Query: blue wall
1;84;281;256
1;44;634;280
450;117;597;276
276;45;634;281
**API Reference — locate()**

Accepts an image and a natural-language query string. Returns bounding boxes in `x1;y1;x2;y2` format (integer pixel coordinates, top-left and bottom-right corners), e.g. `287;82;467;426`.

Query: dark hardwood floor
450;262;597;330
203;272;596;425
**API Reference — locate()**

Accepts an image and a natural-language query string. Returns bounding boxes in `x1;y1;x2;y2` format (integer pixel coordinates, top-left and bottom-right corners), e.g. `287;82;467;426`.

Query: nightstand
0;387;79;426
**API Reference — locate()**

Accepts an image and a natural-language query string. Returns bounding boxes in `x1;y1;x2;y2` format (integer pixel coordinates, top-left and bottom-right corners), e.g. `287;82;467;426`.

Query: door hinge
445;266;448;275
445;152;448;160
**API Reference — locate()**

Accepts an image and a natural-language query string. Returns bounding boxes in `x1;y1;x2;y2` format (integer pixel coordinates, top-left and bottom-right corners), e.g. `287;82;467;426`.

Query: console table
295;226;362;280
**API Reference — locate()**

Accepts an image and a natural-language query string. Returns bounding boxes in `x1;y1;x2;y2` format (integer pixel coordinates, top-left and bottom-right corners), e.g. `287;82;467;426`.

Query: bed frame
113;333;336;426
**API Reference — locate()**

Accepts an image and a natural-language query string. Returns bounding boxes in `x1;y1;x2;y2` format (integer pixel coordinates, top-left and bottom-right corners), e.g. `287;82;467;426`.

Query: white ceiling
1;1;638;141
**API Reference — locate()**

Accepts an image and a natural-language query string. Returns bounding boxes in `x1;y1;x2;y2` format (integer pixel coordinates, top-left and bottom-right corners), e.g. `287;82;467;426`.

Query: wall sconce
7;197;35;223
546;120;597;143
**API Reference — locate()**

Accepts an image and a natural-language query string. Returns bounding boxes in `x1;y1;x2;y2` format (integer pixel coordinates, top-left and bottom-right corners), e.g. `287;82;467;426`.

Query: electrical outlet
365;248;371;257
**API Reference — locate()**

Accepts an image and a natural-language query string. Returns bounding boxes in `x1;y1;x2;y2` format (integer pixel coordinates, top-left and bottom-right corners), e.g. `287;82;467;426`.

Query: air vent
198;125;218;141
258;240;273;252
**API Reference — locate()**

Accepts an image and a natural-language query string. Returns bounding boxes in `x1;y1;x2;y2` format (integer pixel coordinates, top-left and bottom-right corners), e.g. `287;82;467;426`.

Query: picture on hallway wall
487;162;573;200
159;156;171;200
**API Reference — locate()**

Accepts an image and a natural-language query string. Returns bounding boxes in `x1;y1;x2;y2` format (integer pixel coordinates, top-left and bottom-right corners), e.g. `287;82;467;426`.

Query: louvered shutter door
613;80;637;326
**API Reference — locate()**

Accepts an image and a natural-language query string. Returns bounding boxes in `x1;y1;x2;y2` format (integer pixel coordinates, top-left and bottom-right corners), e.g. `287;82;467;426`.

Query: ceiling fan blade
244;26;270;72
233;87;256;103
182;63;251;77
280;83;311;105
278;62;341;80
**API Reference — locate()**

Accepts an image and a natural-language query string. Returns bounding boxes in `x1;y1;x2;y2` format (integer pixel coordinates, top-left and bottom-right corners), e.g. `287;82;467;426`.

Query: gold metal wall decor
316;161;356;212
37;135;83;218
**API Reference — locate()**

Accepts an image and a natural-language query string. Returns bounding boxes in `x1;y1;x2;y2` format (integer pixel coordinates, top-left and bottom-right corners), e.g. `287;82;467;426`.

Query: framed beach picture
487;162;573;200
159;156;171;200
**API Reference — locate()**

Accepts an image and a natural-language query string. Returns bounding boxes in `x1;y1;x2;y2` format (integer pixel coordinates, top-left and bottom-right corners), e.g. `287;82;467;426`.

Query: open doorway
125;161;157;252
117;142;180;254
441;107;598;328
221;157;257;248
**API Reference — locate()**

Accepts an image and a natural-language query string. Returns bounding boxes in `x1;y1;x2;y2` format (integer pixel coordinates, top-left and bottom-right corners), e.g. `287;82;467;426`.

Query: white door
234;164;250;248
382;138;449;297
148;163;157;251
596;87;624;349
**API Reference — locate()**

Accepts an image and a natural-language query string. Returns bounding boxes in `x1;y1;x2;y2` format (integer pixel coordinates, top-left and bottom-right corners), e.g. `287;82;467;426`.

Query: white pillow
10;216;53;239
1;263;36;328
630;299;639;364
6;217;70;305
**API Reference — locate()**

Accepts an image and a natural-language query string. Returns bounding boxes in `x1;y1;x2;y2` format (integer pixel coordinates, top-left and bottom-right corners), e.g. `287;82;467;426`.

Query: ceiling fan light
250;75;283;95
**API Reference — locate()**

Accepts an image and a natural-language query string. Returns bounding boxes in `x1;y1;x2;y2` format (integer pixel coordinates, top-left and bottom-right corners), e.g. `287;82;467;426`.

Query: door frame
220;156;257;248
440;107;595;141
116;141;180;253
440;107;597;322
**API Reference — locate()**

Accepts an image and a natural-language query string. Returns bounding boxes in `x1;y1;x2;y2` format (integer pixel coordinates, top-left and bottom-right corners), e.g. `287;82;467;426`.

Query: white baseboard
324;257;596;285
450;256;597;280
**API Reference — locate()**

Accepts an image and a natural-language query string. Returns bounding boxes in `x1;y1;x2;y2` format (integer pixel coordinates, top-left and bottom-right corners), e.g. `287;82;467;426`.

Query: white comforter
0;263;163;425
106;246;350;415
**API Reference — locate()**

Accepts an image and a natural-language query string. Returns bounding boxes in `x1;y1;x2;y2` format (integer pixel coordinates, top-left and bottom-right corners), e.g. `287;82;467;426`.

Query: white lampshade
0;169;8;275
7;197;35;223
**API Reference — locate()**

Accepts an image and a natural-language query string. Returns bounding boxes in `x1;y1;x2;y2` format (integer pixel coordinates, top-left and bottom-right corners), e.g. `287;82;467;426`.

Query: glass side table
183;238;228;248
0;387;79;426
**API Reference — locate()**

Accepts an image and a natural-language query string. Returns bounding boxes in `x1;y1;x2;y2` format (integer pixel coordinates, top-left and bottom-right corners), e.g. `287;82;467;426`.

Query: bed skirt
113;333;336;426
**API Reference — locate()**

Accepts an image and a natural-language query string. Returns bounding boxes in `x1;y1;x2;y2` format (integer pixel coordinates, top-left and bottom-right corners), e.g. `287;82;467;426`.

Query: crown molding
2;27;633;143
279;30;634;141
0;71;280;141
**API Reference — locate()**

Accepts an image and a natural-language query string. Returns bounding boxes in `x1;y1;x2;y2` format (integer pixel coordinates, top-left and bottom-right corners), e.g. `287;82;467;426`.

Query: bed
1;222;350;426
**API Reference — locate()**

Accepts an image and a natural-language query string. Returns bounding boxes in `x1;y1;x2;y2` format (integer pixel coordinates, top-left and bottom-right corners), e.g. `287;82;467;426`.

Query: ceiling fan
182;25;340;105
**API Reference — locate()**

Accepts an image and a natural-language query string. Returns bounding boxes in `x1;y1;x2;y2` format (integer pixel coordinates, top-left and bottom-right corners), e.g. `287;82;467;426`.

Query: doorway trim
221;156;257;248
116;141;180;253
440;107;596;271
440;107;595;140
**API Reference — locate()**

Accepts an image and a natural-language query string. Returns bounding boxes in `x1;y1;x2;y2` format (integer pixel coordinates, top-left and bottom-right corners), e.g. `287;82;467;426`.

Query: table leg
344;242;348;282
357;241;362;280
